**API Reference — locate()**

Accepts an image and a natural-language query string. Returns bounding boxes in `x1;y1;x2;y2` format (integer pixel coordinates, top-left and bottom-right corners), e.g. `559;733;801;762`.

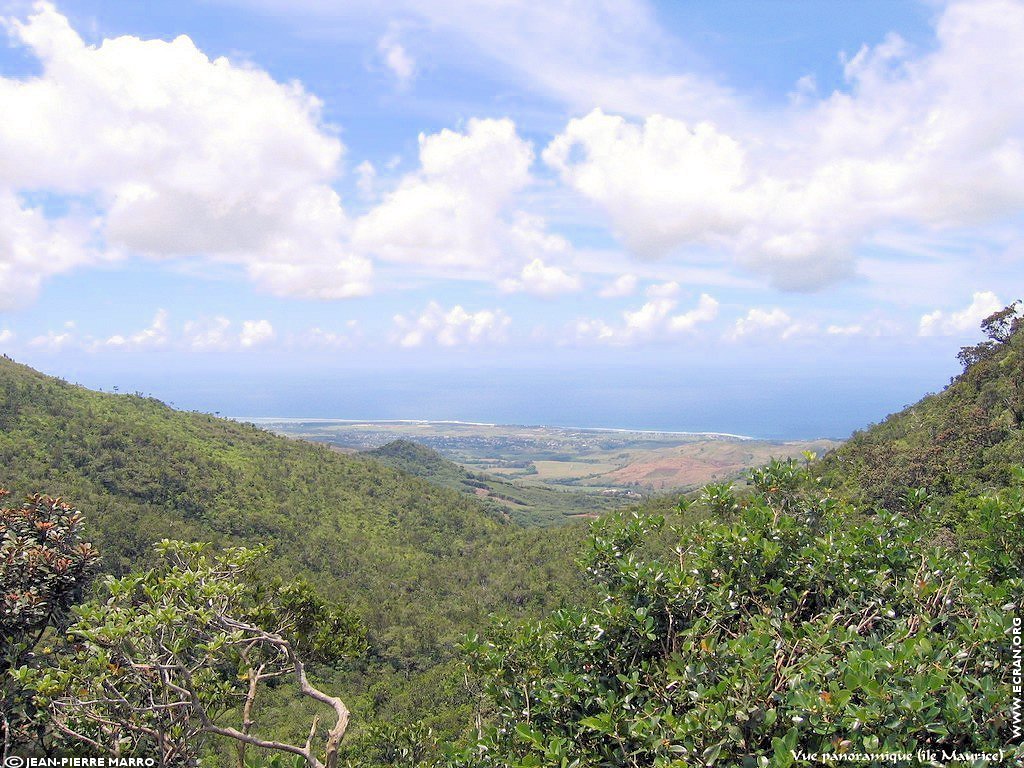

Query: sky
0;0;1021;437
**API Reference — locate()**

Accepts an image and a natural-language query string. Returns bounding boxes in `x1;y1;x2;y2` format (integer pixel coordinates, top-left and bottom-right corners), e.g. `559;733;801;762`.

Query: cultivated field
251;419;840;493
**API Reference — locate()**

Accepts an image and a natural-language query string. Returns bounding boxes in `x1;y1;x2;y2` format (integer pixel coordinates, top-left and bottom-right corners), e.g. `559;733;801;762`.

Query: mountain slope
0;356;586;744
820;306;1023;512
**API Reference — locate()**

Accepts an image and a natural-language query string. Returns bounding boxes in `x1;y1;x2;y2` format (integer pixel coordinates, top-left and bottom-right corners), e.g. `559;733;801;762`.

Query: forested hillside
820;303;1023;516
3;308;1022;767
430;309;1023;766
0;356;588;754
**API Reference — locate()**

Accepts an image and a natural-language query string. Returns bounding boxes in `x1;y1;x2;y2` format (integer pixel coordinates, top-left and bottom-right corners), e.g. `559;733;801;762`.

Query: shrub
1;491;100;758
453;461;1021;767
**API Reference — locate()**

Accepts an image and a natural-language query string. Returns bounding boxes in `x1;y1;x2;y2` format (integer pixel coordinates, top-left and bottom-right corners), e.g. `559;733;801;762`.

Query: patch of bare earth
604;458;740;489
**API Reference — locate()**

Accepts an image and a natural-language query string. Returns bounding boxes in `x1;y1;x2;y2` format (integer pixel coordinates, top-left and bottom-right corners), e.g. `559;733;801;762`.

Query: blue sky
0;0;1021;436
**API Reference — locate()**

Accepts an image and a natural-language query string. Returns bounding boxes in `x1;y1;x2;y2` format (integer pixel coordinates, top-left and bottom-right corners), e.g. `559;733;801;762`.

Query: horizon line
227;416;831;442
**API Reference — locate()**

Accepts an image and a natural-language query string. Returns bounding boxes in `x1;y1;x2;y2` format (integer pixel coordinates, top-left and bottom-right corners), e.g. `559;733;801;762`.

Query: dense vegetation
23;541;364;767
3;305;1023;765
0;356;587;756
820;302;1023;520
445;461;1020;766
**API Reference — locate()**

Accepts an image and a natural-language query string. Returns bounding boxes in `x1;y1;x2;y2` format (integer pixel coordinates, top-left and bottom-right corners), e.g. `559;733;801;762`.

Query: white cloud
573;292;718;345
290;323;360;349
25;313;284;353
391;301;511;347
28;329;75;351
353;119;571;285
0;329;15;345
646;281;680;298
571;317;616;344
545;111;749;255
183;317;234;351
0;191;101;310
822;314;901;338
239;319;275;347
103;309;169;349
5;0;1019;315
378;28;416;87
354;119;525;266
598;273;637;298
668;293;719;333
183;316;277;349
246;258;372;300
544;0;1024;290
727;308;815;342
0;2;371;302
918;290;1003;336
499;258;581;295
826;324;864;337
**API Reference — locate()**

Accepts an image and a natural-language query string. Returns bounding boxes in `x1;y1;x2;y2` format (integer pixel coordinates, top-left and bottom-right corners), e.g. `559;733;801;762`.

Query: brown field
254;419;841;494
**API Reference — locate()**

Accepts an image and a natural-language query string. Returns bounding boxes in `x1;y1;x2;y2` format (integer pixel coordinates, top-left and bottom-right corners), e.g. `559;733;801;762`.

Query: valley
250;418;839;517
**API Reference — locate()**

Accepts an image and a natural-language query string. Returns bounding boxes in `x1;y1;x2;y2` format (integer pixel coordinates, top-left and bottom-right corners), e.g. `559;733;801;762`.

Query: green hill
0;356;586;749
366;439;453;477
820;303;1023;515
364;439;624;524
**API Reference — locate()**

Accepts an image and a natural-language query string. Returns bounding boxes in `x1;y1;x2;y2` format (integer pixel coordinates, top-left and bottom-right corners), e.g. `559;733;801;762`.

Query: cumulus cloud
544;0;1024;290
545;112;749;254
667;294;719;332
391;301;511;347
24;313;280;353
727;308;815;342
0;191;101;309
240;319;275;348
918;290;1003;336
0;2;371;303
182;317;277;349
183;317;234;351
499;258;581;295
28;322;76;351
355;119;530;268
353;119;571;283
573;292;718;345
103;309;169;349
598;273;637;298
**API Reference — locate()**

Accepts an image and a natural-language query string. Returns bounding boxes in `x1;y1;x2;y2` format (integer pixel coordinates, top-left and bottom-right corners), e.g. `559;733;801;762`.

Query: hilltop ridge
0;355;585;746
821;304;1023;513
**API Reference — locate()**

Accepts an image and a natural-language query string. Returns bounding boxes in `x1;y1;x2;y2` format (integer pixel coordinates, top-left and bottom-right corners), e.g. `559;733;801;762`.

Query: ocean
57;355;958;441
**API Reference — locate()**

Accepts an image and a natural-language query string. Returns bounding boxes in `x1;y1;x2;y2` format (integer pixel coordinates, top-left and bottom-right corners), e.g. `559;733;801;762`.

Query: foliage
957;302;1022;369
963;466;1024;583
0;357;586;751
1;491;100;758
820;302;1024;518
6;314;1024;766
452;461;1020;767
245;577;368;666
22;541;359;767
